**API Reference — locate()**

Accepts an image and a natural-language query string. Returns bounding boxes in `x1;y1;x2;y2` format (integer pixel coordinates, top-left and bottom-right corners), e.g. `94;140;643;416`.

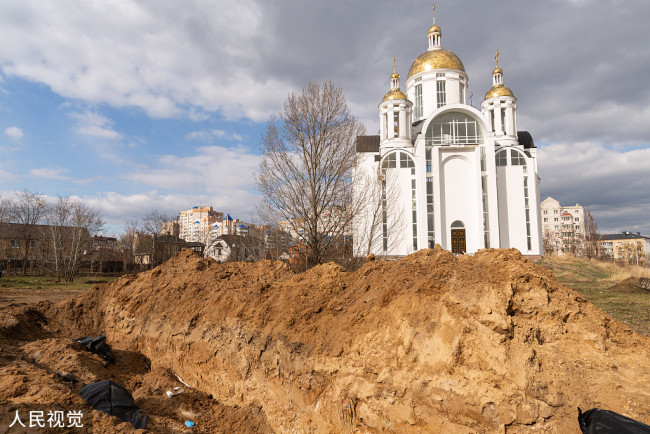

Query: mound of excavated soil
3;247;650;432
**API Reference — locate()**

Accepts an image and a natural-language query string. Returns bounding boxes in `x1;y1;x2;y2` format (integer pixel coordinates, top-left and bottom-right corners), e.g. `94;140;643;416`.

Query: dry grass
538;254;650;335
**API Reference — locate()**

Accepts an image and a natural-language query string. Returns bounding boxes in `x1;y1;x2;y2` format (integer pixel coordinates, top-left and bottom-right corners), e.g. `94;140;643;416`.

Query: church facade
354;6;543;257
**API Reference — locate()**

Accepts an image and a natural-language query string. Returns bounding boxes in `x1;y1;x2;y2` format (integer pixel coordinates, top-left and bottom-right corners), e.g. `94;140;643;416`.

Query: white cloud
82;190;259;228
69;110;122;140
0;0;289;121
184;129;244;143
4;126;23;140
539;142;650;234
29;167;69;180
127;145;260;192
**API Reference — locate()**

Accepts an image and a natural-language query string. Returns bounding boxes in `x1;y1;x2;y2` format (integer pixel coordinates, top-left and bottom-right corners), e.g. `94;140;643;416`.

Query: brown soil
607;276;648;294
2;247;650;432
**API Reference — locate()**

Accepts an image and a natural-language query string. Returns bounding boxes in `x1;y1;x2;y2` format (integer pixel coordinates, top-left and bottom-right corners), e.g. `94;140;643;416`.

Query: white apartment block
540;197;585;254
178;206;223;243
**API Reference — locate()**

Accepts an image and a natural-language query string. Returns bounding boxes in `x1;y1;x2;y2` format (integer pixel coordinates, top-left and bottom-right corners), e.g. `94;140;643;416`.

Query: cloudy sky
1;0;649;235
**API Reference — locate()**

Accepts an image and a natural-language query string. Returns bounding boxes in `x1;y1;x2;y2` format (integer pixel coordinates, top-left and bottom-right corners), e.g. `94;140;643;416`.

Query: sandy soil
2;247;650;432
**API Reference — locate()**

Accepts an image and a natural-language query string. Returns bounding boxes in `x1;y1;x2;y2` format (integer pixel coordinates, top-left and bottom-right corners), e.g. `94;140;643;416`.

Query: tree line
0;190;103;281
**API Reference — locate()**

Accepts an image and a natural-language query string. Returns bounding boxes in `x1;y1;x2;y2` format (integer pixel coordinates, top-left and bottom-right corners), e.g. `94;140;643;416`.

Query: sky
1;0;649;236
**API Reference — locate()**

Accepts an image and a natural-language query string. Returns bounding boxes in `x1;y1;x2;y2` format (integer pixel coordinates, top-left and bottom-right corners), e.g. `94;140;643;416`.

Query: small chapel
354;5;543;257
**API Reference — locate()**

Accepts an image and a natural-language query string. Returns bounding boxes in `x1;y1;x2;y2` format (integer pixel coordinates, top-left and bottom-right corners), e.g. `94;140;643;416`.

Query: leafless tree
142;210;174;266
257;82;365;268
118;219;141;271
41;196;103;282
583;205;599;259
8;190;48;275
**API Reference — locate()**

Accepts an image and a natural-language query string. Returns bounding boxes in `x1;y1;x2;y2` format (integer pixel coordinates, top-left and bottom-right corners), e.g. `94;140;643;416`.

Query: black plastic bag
79;380;146;429
75;335;114;365
578;407;650;433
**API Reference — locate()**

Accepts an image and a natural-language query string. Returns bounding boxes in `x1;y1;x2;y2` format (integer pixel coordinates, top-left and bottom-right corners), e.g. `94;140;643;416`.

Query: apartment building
177;206;223;243
540;197;585;254
599;232;650;265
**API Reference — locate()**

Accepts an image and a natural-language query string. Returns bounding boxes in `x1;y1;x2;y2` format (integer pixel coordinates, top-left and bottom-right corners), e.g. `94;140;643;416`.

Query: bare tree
257;82;365;268
142;210;174;266
583;205;599;259
118;219;141;271
8;190;48;275
41;197;103;282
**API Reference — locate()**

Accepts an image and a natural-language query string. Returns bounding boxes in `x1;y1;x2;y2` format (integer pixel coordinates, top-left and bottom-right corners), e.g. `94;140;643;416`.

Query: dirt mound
3;248;650;432
607;277;648;294
30;248;647;432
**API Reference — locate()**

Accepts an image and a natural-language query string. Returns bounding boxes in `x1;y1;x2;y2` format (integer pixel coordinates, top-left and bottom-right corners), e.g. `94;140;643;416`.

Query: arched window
426;112;484;146
495;148;527;168
381;152;415;170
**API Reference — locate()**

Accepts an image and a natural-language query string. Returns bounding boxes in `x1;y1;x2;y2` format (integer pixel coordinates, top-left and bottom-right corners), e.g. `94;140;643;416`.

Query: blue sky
1;0;649;236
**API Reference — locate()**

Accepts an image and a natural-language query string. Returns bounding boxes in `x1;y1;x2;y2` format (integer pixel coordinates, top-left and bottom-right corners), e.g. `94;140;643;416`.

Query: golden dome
408;49;465;78
382;88;408;102
428;24;441;34
492;66;502;75
484;84;515;100
391;71;400;79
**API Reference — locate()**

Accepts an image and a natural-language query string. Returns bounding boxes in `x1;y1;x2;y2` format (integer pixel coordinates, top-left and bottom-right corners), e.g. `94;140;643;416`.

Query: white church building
354;5;543;257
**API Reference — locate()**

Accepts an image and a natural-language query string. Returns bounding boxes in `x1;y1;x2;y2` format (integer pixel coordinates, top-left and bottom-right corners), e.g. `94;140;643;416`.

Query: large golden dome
407;49;465;78
484;84;515;100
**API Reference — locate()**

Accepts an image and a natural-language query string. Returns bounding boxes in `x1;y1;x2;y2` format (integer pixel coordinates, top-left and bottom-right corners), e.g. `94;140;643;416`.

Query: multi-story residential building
540;197;585;254
177;206;223;243
599;232;650;265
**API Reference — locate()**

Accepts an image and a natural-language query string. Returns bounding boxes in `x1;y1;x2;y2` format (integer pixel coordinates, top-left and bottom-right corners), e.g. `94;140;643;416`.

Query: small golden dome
484;84;515;100
391;71;400;79
408;49;465;78
382;88;408;102
492;66;502;75
428;24;441;34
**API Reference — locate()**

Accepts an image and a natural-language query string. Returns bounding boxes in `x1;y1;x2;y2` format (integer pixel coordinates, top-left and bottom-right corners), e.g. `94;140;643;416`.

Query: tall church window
426;177;435;248
524;176;532;250
427;112;484;146
380;151;417;252
436;81;446;108
481;147;490;248
495;149;508;166
394;112;399;135
459;83;465;105
415;84;423;118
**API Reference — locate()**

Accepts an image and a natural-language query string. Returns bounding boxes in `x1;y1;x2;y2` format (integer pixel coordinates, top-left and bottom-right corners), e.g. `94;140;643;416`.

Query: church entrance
450;221;466;254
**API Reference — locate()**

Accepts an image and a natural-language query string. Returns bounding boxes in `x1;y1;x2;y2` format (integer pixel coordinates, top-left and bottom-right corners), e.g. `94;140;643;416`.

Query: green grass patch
537;256;650;336
0;275;117;292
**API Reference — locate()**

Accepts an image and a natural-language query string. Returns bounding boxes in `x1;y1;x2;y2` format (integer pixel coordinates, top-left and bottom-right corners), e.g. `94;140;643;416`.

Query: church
354;5;543;257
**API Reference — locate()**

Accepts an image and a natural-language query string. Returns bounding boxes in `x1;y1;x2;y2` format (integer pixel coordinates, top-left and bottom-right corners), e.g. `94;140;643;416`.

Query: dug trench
1;247;649;432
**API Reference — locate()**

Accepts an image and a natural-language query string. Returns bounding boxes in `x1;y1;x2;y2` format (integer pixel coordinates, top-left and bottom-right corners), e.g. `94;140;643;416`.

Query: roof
517;131;535;149
599;232;650;241
356;135;380;153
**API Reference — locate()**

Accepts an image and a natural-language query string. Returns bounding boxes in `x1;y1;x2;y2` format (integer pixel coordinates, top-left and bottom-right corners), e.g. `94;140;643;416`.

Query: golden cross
495;50;500;66
393;56;396;73
470;92;473;106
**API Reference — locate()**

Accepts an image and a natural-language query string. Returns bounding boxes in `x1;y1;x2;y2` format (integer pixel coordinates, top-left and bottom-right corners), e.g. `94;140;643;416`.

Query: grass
0;275;117;292
537;255;650;336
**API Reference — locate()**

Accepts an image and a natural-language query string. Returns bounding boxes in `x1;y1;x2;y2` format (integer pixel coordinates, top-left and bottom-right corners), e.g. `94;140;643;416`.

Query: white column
380;109;387;141
388;106;395;139
399;106;406;138
494;104;503;136
504;103;514;136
